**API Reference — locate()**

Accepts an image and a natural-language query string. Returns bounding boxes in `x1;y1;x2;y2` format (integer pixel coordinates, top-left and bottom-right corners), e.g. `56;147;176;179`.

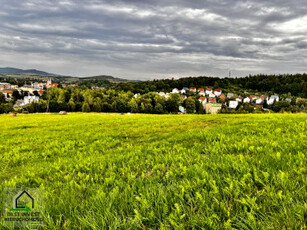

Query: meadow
0;113;306;229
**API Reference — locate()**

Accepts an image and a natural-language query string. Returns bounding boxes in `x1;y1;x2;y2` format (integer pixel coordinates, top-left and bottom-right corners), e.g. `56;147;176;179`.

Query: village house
0;82;11;90
180;88;186;94
249;95;257;101
198;88;204;93
236;97;243;102
208;92;216;98
47;83;58;88
158;92;166;97
198;90;206;96
198;96;207;106
256;98;263;104
219;94;226;102
189;87;196;93
0;90;13;100
172;88;180;94
243;97;251;103
209;97;217;103
267;95;279;105
10;85;18;90
205;103;222;114
205;88;212;95
180;95;187;100
214;89;222;96
22;96;40;106
38;90;45;96
227;92;234;98
229;100;239;109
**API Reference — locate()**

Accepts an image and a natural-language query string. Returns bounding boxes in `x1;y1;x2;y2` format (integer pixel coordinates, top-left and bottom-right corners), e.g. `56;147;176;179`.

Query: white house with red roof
205;88;213;95
214;89;222;96
189;87;196;92
209;92;216;98
198;96;207;106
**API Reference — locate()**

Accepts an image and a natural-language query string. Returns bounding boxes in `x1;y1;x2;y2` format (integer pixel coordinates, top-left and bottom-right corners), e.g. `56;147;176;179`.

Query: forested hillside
113;74;307;97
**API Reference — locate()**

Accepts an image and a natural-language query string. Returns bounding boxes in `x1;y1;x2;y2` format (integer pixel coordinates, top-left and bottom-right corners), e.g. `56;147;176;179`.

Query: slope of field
0;113;306;229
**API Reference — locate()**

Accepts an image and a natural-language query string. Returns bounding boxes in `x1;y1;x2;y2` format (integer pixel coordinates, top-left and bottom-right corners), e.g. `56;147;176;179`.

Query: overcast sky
0;0;307;79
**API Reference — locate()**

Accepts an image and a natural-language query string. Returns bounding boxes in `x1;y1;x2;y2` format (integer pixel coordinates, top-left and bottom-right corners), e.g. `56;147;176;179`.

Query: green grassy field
0;113;306;229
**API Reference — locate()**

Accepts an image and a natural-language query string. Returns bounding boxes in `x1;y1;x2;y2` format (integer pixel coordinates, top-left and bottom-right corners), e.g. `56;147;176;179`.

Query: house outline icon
13;190;35;210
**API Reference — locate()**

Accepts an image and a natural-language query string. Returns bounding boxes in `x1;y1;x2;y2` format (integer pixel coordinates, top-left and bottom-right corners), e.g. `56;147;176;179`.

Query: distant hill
0;67;60;76
81;75;130;82
0;67;131;82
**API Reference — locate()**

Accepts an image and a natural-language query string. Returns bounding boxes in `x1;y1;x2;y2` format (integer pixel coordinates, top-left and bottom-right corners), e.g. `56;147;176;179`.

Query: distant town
0;75;306;114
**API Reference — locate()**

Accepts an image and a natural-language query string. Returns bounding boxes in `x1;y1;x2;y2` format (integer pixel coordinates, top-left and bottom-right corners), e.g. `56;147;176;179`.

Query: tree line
112;74;307;97
1;87;306;114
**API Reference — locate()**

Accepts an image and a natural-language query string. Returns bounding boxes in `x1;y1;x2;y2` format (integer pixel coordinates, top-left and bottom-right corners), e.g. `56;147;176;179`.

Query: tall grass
0;113;306;229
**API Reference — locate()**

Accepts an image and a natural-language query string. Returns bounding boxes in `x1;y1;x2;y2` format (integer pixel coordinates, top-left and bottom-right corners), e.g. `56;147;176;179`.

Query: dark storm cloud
0;0;306;78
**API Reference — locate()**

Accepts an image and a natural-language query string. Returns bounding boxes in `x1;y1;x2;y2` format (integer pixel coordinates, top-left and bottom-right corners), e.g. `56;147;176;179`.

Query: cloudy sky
0;0;306;79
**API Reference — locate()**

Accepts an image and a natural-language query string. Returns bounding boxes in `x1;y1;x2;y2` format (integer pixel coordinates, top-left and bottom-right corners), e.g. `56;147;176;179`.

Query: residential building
180;89;186;94
172;88;180;94
227;92;234;98
219;94;226;101
0;90;13;100
209;92;216;98
249;95;257;101
198;88;204;92
243;97;251;103
189;87;196;93
205;103;222;114
158;92;166;97
229;100;239;109
180;95;187;100
23;96;39;105
205;88;213;95
256;98;263;104
214;89;222;96
209;97;216;103
267;95;279;105
198;96;207;106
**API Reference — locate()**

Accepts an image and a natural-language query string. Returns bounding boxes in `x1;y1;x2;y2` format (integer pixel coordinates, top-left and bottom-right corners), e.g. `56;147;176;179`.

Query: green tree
82;102;91;112
154;103;164;114
68;99;76;111
93;101;102;112
0;92;5;103
166;93;182;113
128;98;139;113
186;97;195;114
12;90;21;100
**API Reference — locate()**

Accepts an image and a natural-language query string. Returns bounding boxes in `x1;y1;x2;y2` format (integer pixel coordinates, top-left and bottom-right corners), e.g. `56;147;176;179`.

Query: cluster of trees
113;74;307;97
5;87;203;114
1;86;306;114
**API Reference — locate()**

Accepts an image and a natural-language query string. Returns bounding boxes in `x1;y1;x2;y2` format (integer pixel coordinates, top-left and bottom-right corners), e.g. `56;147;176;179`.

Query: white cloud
0;0;306;79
